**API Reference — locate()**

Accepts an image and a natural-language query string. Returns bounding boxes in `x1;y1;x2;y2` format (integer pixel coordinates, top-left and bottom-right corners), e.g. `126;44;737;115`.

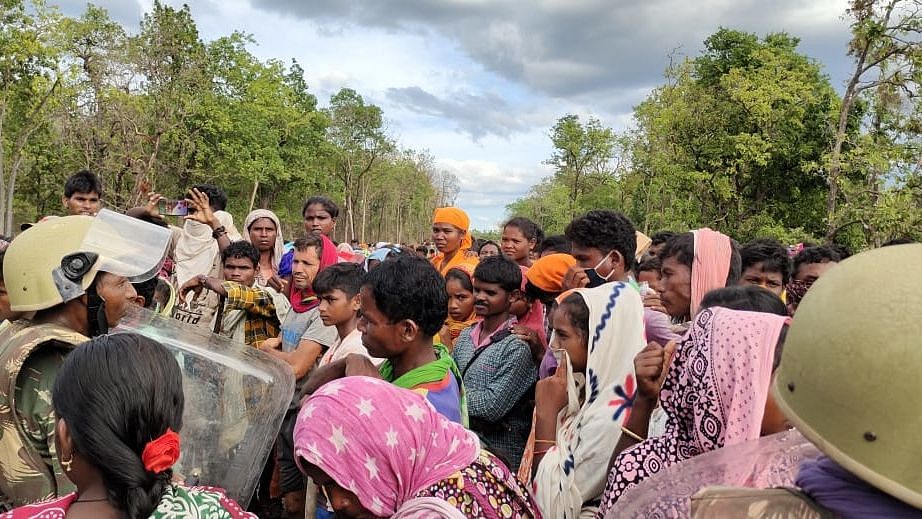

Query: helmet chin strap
85;283;109;338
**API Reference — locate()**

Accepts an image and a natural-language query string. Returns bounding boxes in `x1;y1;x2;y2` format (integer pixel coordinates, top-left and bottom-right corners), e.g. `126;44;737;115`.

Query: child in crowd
537;234;571;257
634;256;663;294
502;216;543;267
510;265;547;360
439;266;478;350
304;256;467;425
314;262;380;366
179;240;290;349
739;238;791;297
787;245;841;314
259;236;338;519
478;240;501;258
452;256;538;470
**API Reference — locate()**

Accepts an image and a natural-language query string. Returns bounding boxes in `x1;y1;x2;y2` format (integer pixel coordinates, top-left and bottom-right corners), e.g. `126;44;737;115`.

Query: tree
324;88;393;242
509;29;838;243
0;0;61;235
825;0;922;240
621;30;836;240
545;114;620;217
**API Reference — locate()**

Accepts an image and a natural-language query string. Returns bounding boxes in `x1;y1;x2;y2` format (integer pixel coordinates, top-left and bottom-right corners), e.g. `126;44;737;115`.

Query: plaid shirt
221;281;281;348
452;325;538;470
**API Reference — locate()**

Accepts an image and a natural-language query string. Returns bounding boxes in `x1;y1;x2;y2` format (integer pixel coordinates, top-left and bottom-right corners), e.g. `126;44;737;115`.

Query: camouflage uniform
691;486;836;518
0;322;86;509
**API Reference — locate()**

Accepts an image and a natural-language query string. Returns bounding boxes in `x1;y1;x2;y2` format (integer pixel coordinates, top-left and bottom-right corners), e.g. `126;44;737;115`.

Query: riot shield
608;430;821;518
113;305;295;506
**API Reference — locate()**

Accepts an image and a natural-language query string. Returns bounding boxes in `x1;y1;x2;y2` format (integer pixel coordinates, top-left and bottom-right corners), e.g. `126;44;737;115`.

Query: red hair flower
141;428;181;474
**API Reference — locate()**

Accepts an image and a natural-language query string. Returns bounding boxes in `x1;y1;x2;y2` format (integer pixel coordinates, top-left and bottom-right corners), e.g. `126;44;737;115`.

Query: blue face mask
585;252;615;288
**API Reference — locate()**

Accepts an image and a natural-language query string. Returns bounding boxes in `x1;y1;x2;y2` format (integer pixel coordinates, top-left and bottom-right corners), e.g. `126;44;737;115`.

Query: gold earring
61;454;73;472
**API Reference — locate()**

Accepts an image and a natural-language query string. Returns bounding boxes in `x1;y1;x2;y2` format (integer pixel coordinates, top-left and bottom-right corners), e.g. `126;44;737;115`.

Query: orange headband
526;253;577;293
433;207;472;250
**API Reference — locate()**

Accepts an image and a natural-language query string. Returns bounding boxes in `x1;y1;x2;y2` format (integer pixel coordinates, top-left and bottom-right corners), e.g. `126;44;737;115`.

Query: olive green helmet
4;210;171;312
773;243;922;508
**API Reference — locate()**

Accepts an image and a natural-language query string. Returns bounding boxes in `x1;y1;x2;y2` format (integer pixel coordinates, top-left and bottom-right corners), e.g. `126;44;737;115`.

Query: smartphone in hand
158;198;189;216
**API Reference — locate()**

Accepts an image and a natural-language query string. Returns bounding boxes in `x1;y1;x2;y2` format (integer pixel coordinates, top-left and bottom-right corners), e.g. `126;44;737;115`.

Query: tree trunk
360;179;369;244
0;101;8;235
248;177;260;213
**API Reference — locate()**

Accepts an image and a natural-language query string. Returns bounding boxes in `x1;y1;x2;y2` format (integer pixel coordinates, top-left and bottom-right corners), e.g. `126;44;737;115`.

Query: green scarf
379;343;469;426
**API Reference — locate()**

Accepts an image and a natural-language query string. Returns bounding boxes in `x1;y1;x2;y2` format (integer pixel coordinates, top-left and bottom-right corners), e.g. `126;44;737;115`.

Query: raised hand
634;340;677;402
536;353;569;419
184;188;218;228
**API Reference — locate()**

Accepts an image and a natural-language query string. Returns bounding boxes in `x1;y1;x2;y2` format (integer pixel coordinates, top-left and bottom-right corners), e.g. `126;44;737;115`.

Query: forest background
2;0;921;249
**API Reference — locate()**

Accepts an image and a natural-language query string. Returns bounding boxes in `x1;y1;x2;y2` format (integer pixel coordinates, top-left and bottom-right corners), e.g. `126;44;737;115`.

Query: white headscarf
532;282;647;519
243;209;285;278
174;211;241;287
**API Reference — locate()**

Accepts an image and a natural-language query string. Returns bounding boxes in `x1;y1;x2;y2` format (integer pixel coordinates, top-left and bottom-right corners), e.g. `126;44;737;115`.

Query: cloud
385;86;529;139
52;0;146;26
435;158;554;227
251;0;853;100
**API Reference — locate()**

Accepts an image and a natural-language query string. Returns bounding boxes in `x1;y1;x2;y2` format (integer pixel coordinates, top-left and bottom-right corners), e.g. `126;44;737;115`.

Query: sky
53;0;854;231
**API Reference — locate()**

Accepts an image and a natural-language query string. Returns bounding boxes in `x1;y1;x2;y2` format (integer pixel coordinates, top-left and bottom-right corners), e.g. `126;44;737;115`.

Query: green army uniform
0;322;87;509
690;486;836;518
0;212;172;510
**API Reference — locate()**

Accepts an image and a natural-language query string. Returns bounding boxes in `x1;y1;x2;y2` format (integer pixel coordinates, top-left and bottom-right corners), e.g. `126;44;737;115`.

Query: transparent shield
81;209;171;282
608;430;821;518
113;305;295;506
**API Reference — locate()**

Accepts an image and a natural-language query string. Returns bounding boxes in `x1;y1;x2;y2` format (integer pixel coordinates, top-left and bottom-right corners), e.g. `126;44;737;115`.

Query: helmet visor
80;209;171;283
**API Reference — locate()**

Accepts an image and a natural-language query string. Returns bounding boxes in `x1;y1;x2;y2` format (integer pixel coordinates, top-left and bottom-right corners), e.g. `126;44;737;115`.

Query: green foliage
512;28;853;244
3;0;452;243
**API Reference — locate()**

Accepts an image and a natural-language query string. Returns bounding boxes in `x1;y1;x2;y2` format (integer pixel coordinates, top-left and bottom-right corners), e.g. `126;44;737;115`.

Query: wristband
212;226;227;239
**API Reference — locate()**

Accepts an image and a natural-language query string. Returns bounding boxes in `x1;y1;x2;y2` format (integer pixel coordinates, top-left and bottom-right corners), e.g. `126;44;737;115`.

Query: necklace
74;497;109;503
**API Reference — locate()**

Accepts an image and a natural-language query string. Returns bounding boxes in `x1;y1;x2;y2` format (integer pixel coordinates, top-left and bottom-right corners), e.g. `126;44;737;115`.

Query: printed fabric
1;485;256;518
413;450;544;519
528;282;647;519
293;377;482;518
379;344;468;426
596;307;788;515
0;323;86;508
220;281;283;348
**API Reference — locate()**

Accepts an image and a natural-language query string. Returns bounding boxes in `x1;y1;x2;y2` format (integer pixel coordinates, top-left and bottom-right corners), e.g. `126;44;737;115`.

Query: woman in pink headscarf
294;377;543;519
656;229;741;331
594;307;789;516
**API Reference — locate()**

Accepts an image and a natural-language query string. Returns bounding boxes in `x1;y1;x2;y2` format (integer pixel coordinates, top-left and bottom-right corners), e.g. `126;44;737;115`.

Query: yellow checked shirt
220;281;282;348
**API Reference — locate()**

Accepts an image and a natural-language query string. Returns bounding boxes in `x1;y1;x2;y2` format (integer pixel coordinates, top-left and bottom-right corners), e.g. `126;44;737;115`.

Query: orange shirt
431;250;479;277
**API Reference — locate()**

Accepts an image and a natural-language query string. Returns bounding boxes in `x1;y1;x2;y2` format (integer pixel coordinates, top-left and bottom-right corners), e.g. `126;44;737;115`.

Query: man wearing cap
0;211;170;508
430;207;479;276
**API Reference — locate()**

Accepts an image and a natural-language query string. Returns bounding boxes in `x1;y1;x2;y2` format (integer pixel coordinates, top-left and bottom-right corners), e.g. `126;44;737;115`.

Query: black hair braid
53;334;184;518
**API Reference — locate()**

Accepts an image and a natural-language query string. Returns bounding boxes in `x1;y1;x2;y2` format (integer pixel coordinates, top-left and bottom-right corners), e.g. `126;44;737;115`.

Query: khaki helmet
772;243;922;508
4;209;172;312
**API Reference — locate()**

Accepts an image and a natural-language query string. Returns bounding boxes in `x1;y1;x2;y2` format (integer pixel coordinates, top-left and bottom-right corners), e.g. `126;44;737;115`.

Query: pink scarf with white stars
293;376;480;517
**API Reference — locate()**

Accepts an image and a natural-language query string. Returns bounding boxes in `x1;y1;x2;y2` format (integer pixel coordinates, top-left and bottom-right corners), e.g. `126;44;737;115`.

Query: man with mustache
452;256;538;471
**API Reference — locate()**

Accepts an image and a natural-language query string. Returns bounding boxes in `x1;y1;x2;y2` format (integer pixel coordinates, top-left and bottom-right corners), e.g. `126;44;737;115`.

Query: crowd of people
0;169;919;518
